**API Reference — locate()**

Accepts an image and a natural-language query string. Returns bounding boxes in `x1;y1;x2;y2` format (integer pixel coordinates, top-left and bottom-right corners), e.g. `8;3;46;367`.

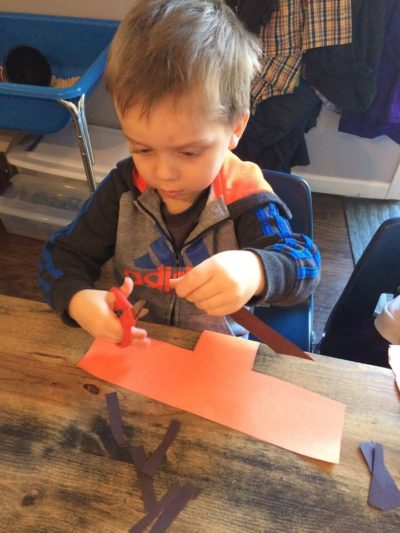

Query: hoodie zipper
169;248;183;325
135;198;229;326
136;197;229;250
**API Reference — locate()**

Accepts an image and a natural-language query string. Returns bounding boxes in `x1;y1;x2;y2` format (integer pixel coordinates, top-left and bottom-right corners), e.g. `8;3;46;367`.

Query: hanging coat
303;0;386;112
338;0;400;144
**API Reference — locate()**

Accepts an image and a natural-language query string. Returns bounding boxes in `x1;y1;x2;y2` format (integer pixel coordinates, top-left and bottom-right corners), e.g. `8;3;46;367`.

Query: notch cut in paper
79;330;345;463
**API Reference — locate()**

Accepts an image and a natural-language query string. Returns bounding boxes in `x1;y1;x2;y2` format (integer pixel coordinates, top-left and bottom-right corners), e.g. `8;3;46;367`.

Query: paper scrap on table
388;345;400;391
78;330;346;463
105;392;200;529
360;441;400;511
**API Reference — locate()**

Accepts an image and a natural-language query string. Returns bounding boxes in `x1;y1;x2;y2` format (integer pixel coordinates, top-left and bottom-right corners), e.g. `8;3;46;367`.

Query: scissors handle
109;287;136;348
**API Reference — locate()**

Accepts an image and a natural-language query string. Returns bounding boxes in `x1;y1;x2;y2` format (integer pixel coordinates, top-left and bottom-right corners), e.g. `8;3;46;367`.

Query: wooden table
1;295;399;532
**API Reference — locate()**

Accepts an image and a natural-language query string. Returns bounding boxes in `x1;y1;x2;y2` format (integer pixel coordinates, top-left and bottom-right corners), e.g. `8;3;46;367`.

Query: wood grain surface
1;295;399;532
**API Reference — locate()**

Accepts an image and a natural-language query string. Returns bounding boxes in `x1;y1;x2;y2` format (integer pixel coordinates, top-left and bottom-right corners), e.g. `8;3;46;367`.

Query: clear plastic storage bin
0;173;89;240
7;125;129;183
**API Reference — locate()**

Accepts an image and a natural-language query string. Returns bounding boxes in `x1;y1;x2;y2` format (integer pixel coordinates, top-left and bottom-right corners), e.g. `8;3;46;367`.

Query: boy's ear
228;112;250;150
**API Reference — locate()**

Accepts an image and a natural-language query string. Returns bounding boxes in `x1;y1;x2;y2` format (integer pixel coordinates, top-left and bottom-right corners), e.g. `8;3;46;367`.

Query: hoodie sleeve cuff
244;248;297;306
51;274;95;327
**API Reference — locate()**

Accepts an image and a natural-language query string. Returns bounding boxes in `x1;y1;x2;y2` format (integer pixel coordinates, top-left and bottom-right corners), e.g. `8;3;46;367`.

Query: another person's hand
68;277;147;344
170;250;265;316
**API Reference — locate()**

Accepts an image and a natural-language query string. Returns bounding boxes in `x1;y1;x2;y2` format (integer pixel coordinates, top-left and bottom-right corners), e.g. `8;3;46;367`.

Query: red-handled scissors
109;286;147;347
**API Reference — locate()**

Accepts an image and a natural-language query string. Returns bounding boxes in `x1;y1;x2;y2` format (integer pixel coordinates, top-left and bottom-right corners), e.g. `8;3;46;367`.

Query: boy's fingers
103;323;147;345
172;263;213;298
98;311;128;342
131;335;150;347
193;292;243;316
185;285;222;305
131;326;147;339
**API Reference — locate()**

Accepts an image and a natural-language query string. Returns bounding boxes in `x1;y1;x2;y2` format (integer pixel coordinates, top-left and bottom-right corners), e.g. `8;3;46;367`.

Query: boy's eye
131;148;152;154
180;150;201;157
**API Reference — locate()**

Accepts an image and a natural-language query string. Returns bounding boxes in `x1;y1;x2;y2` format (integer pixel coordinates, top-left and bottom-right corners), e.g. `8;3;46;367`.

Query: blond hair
105;0;260;123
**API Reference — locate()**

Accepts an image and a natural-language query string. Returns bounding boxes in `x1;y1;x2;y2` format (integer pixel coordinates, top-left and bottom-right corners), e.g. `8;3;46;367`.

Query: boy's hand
68;277;147;344
170;250;265;316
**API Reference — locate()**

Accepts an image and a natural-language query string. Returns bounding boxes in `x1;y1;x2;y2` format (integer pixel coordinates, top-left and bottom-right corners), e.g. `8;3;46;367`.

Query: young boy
38;0;320;345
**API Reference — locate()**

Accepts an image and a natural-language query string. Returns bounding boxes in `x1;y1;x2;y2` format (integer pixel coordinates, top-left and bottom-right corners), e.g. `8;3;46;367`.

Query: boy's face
118;93;248;213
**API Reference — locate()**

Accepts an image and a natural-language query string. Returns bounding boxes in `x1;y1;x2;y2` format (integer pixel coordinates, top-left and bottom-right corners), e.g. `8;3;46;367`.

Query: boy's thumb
120;276;134;297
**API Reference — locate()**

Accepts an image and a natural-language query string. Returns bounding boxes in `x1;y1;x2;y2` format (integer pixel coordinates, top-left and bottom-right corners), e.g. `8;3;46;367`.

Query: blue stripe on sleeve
256;203;291;236
255;202;320;280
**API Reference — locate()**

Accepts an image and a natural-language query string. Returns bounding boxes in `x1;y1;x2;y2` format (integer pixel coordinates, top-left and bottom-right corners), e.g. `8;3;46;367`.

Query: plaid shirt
251;0;352;105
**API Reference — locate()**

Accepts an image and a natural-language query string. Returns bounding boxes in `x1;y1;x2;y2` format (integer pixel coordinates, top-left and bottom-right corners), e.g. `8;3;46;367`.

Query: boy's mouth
159;189;184;199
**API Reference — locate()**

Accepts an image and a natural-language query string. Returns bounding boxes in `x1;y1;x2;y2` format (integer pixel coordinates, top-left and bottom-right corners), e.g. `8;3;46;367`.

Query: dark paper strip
105;392;157;512
360;440;374;472
369;443;400;512
129;484;182;533
360;441;400;512
105;391;130;447
131;445;158;513
141;420;181;477
149;482;201;533
231;307;312;359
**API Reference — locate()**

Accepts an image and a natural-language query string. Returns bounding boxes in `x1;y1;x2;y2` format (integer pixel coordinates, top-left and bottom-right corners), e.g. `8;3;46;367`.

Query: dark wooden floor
312;193;354;343
0;192;354;350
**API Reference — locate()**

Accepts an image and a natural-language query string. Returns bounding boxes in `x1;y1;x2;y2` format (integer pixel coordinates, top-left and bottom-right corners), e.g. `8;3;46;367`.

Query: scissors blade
132;299;148;320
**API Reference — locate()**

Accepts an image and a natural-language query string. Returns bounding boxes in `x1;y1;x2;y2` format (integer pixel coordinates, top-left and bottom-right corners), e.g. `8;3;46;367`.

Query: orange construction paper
78;330;345;463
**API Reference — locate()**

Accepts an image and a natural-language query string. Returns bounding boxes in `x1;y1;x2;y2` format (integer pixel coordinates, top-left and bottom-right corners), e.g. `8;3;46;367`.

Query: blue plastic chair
250;170;314;352
319;217;400;365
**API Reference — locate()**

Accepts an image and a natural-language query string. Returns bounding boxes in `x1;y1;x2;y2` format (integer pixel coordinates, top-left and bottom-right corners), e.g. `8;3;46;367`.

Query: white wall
0;0;131;20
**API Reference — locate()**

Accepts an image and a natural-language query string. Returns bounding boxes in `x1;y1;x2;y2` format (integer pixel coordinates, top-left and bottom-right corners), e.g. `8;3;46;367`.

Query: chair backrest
320;217;400;359
251;170;314;351
264;170;313;236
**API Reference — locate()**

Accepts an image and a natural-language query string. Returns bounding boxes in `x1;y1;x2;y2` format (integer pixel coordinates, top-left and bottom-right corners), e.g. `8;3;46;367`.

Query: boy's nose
153;155;177;183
